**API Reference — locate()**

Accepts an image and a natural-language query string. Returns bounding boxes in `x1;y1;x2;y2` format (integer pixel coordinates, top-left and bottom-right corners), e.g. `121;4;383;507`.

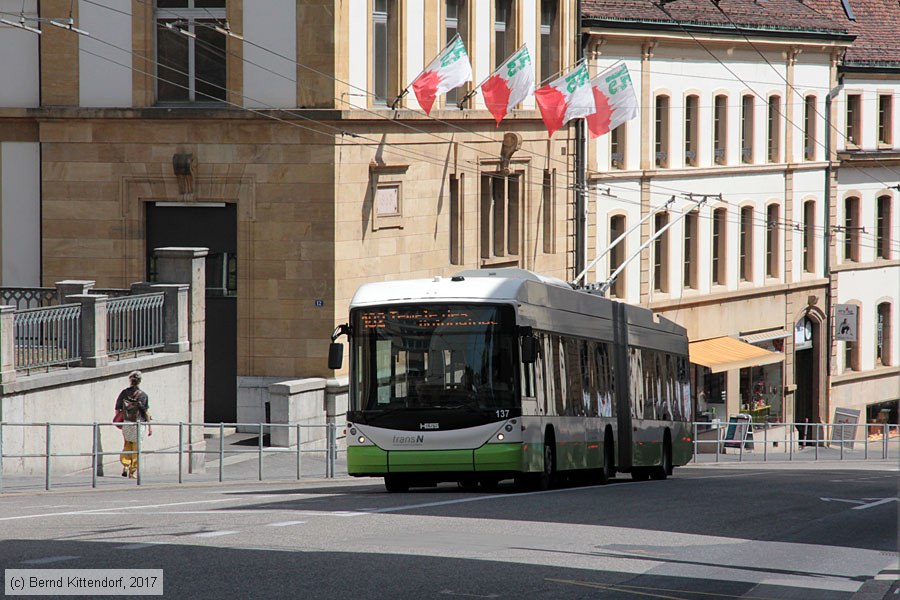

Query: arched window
712;207;727;285
714;94;728;164
803;200;816;273
741;94;754;163
767;95;782;162
877;195;893;259
740;206;754;282
609;214;626;298
804;95;817;161
876;302;892;366
683;210;699;288
766;204;780;278
653;212;669;293
655;95;670;168
684;94;699;166
844;196;860;263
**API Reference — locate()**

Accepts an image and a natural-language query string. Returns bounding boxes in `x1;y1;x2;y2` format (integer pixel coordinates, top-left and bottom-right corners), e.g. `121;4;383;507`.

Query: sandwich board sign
723;414;754;450
832;407;861;449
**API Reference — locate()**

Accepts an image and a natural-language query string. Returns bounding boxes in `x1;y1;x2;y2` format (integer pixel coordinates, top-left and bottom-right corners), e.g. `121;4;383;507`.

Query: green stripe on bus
388;449;475;472
474;443;523;471
347;446;388;474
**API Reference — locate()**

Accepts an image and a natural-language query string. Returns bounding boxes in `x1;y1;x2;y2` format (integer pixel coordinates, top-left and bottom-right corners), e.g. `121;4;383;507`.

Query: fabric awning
739;329;790;345
689;336;784;373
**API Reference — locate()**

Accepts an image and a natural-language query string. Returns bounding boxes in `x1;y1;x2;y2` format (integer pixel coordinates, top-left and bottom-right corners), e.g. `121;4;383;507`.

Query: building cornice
830;259;900;274
582;22;854;47
648;278;828;312
830;364;900;386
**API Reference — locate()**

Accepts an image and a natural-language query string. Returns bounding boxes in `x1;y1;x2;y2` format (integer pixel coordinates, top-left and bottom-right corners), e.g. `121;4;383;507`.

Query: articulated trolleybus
329;268;693;492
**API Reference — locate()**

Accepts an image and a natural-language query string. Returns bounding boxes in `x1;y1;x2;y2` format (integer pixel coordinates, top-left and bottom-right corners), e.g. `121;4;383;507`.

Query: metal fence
692;421;900;463
12;304;82;372
0;421;343;492
107;293;165;356
1;287;58;310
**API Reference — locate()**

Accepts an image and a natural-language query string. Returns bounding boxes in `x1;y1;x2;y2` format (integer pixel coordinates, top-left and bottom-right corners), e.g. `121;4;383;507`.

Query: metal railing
0;421;344;491
13;304;82;372
1;287;58;310
692;421;900;463
107;293;165;356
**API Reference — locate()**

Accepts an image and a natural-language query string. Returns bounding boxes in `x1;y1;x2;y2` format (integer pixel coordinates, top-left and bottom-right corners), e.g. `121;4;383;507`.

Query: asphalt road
1;465;897;599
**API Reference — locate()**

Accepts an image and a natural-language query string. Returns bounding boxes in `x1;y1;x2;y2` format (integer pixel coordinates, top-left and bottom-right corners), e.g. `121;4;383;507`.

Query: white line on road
115;543;168;550
21;556;80;565
852;498;899;511
267;521;307;527
193;531;239;538
0;499;233;522
820;497;866;505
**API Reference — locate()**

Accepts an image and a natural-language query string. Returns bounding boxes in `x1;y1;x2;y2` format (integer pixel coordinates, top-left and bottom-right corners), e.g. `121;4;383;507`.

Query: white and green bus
329;268;693;492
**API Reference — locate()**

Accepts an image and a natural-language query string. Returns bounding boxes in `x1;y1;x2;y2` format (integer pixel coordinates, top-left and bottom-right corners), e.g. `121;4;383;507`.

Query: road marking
852;498;898;511
0;499;233;522
438;591;500;598
267;521;307;527
820;497;865;505
21;556;80;565
193;531;238;538
115;543;167;550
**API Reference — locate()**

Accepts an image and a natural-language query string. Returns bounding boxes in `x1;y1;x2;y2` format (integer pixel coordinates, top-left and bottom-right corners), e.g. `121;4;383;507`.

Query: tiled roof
802;0;900;66
582;0;850;36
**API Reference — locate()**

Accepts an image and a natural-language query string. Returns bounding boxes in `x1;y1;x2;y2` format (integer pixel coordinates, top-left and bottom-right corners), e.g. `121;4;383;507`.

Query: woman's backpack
122;393;143;422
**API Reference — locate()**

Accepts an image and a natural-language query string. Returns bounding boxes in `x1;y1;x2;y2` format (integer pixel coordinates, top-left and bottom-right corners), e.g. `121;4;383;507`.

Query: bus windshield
351;304;518;415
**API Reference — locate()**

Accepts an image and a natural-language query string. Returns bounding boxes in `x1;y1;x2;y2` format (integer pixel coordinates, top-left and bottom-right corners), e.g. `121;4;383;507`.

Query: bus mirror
521;336;537;364
328;342;344;370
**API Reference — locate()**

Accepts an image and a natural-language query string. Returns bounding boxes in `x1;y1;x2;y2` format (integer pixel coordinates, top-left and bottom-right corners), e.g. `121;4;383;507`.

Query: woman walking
115;371;152;478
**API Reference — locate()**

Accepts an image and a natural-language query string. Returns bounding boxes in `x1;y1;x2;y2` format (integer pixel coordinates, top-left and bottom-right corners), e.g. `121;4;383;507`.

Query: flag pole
391;33;463;110
574;0;587;279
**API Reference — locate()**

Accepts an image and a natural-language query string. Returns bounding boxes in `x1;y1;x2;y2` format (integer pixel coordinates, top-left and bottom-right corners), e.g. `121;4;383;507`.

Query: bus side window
553;335;566;416
521;358;535;398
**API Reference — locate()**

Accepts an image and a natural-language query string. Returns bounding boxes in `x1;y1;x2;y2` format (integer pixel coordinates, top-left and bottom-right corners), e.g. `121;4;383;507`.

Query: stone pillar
131;283;190;353
268;378;327;448
0;306;16;385
153;247;208;472
55;280;95;303
69;294;108;368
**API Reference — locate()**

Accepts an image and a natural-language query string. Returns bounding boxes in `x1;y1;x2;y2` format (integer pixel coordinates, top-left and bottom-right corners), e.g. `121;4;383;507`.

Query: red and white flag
411;34;472;115
587;63;639;139
481;45;535;126
534;62;595;137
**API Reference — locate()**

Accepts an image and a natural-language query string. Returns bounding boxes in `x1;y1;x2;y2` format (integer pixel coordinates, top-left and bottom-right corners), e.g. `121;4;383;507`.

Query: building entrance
146;203;237;422
794;316;819;444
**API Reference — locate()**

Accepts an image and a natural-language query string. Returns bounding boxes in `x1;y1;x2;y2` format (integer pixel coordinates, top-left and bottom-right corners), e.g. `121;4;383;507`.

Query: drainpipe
824;80;843;389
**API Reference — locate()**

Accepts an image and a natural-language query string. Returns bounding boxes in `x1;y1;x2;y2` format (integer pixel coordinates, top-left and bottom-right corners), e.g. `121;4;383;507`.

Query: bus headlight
497;433;505;441
358;436;366;444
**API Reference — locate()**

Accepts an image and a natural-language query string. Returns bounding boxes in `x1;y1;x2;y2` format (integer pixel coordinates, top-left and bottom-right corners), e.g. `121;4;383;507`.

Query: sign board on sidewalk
834;304;858;342
832;407;861;449
723;415;754;449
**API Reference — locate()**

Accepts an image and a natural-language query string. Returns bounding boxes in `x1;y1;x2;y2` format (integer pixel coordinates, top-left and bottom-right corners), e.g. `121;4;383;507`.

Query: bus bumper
347;443;523;476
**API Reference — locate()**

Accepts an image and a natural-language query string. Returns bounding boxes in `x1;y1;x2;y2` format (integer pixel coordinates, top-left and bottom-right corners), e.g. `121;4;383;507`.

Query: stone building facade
0;0;579;421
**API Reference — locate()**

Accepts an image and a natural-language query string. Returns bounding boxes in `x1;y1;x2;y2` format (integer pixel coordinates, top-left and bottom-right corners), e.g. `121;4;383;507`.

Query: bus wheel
457;479;479;492
601;435;616;484
651;435;672;481
384;475;409;493
537;436;555;491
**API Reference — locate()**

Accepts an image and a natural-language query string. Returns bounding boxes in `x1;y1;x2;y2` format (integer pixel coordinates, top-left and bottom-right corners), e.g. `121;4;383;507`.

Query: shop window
655;94;670;168
741;94;754;163
610;124;626;170
684;94;699;167
803;200;816;273
494;0;517;69
714;94;727;165
866;400;898;440
539;0;559;83
653;212;669;293
767;95;781;163
712;207;727;285
609;214;626;298
878;94;893;146
480;171;522;263
804;95;817;161
877;195;892;259
372;0;399;106
876;302;892;366
693;364;725;421
156;0;227;103
739;206;754;282
740;362;783;423
766;203;780;279
683;210;698;288
844;196;860;263
846;93;861;147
